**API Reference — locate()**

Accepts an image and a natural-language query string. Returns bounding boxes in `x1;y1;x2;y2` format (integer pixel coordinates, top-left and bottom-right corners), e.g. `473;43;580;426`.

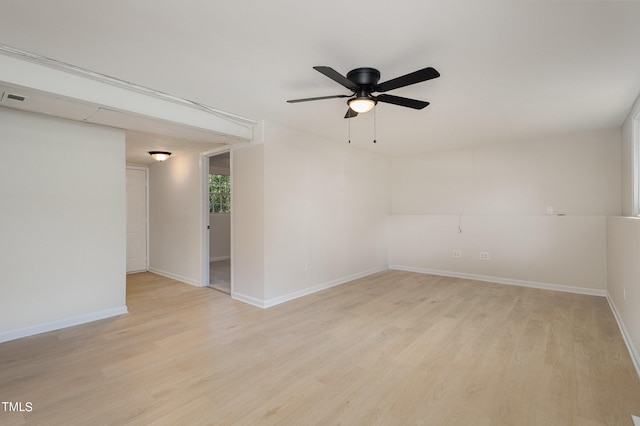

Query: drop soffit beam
0;44;257;142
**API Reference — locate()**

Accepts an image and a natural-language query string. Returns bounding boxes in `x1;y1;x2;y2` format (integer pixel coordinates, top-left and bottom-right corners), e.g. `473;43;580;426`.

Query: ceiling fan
287;66;440;118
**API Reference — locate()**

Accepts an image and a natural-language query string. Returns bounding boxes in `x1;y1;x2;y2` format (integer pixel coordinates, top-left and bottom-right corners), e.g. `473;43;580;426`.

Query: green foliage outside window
209;174;231;213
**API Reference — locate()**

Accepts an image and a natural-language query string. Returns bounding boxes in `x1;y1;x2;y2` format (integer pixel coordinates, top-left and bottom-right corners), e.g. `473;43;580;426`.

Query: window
209;174;231;213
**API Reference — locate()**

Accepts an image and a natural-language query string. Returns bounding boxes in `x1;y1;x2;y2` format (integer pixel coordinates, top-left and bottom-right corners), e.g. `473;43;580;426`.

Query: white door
126;168;147;273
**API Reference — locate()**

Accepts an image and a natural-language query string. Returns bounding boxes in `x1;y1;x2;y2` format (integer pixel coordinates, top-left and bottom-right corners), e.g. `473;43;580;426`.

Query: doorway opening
206;151;231;294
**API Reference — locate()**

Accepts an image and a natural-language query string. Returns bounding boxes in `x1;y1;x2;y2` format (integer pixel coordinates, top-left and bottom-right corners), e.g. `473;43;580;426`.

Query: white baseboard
231;292;266;308
231;266;387;309
210;256;230;262
148;267;200;287
389;265;607;297
263;266;387;308
0;306;128;343
606;294;640;380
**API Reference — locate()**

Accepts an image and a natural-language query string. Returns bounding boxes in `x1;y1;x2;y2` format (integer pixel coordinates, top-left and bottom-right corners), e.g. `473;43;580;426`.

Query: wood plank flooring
1;270;639;425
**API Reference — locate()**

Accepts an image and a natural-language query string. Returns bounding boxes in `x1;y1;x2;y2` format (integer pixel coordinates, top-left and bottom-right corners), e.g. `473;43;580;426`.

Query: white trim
234;267;387;309
632;415;640;426
389;265;608;297
231;292;266;309
148;267;200;287
229;150;235;294
201;153;209;287
0;306;128;343
263;267;387;308
606;293;640;379
210;256;231;262
202;145;234;158
634;111;640;217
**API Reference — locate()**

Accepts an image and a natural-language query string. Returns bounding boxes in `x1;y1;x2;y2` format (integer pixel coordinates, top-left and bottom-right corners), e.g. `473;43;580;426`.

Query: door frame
200;146;233;290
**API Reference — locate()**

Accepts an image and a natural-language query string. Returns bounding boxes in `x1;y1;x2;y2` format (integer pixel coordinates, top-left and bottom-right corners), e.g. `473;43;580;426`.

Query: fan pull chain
373;107;377;144
348;112;351;143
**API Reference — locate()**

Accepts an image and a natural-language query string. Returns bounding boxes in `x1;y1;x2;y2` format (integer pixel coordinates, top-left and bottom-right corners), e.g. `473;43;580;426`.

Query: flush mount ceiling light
149;151;171;161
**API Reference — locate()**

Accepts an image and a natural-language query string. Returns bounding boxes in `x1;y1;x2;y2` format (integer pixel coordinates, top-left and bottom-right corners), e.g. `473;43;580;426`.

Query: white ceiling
1;1;640;158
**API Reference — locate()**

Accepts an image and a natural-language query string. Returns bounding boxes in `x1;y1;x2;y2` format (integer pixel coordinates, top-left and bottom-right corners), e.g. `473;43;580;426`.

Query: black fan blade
376;67;440;93
314;66;359;91
376;94;430;109
287;94;350;103
344;108;358;119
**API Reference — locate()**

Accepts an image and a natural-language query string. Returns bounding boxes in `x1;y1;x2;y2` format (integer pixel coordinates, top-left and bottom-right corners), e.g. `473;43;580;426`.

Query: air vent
6;93;26;102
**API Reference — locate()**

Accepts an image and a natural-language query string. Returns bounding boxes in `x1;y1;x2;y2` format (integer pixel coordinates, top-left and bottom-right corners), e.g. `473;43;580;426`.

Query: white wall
230;122;390;307
389;215;607;292
0;108;127;341
233;143;265;302
608;93;640;374
148;151;203;286
389;129;621;294
393;129;621;215
262;121;390;304
607;217;640;373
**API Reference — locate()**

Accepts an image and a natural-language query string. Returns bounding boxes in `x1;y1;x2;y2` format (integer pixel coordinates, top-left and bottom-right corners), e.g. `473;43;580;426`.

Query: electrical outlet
480;252;490;261
452;249;462;258
623;286;627;301
305;261;311;271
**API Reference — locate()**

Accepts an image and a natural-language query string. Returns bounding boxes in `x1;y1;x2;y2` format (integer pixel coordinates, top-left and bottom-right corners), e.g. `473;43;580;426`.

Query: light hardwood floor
1;270;640;425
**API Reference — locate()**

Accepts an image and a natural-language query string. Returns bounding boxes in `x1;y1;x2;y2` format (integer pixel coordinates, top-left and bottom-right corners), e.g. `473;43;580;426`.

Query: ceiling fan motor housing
346;68;381;90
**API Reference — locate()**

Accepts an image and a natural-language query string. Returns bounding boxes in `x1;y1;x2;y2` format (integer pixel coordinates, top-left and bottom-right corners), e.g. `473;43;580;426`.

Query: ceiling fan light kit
348;97;376;113
287;65;439;118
